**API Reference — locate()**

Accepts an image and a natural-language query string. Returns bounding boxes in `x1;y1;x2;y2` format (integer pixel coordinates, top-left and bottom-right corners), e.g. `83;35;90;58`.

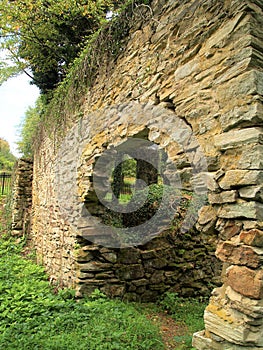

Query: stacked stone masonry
11;159;33;236
15;0;262;349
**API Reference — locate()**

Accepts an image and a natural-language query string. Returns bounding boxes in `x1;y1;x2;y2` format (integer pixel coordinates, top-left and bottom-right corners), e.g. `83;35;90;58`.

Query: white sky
0;74;40;157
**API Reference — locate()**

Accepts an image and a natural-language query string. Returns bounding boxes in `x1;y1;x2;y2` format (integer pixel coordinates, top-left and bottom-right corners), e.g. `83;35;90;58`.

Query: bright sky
0;74;40;157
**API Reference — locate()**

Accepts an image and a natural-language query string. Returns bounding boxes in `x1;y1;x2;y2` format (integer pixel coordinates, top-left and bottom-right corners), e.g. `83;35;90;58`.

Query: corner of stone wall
193;0;263;348
11;158;33;237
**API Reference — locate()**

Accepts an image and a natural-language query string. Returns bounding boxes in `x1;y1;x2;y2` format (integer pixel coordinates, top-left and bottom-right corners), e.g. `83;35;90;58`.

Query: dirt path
146;308;189;349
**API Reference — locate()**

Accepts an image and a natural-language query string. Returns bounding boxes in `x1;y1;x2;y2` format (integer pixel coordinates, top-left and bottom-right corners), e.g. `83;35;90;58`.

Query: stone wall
31;0;263;348
192;1;263;348
75;205;221;301
11;159;33;236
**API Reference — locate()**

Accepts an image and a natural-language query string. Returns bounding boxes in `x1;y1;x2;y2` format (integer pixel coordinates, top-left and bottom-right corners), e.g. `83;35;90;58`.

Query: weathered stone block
118;248;141;264
76;271;95;280
239;144;263;169
150;270;165;284
243;221;263;231
117;264;144;280
74;248;93;262
100;251;118;263
203;11;248;51
77;261;113;272
216;219;243;240
219;101;263;132
226;286;263;319
204;305;263;346
208;191;237;204
174;59;199;81
218;202;263;220
219;170;263;190
143;257;167;269
100;284;125;298
214;128;263;150
198;205;217;225
216;241;263;268
226;266;263;300
239;185;263;202
193;330;262;350
239;229;263;247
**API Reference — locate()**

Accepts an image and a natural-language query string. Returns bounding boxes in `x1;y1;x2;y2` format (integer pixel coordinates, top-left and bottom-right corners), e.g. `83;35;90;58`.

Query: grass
0;235;164;350
0;188;10;197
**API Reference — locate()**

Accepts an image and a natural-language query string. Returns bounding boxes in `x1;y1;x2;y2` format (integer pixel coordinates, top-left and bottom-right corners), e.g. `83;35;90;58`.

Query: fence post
1;173;5;195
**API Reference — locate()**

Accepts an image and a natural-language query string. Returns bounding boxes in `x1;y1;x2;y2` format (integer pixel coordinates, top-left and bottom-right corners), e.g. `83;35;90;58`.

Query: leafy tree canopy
0;0;118;93
0;138;16;171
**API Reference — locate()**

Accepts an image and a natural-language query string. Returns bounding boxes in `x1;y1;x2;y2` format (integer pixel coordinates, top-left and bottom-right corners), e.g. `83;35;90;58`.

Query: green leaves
0;139;16;171
0;0;115;93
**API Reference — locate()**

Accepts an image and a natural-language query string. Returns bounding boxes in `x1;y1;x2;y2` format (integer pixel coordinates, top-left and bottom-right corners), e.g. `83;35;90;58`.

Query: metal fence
0;173;12;195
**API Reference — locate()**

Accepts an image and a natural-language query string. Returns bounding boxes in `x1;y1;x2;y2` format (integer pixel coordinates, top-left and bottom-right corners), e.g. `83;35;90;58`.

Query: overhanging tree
0;0;117;93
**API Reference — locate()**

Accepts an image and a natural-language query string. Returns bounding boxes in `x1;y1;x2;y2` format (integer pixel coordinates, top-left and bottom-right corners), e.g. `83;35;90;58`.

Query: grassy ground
0;196;206;350
0;236;164;350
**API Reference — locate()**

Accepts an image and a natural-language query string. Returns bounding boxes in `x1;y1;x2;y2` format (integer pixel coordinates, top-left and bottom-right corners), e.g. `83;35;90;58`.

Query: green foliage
17;97;44;157
99;183;184;244
0;61;22;85
41;0;153;138
123;184;165;226
2;0;154;153
0;0;117;93
0;138;16;171
122;157;137;178
104;184;181;228
0;236;164;350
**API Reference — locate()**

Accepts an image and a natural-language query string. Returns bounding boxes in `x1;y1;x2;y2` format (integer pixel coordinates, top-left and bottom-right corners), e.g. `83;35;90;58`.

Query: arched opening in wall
83;128;176;235
108;128;161;204
76;125;222;300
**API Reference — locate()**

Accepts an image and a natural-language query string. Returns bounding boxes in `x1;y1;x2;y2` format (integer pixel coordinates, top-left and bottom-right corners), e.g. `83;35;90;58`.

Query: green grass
0;237;164;350
0;188;10;197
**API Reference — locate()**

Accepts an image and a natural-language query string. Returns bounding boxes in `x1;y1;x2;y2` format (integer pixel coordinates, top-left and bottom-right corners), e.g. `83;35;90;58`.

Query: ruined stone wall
191;1;263;349
11;159;33;236
32;0;263;348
